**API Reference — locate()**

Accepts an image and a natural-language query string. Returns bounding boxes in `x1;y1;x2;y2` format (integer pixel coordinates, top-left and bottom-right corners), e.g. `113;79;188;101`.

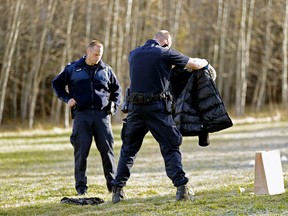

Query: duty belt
130;92;166;105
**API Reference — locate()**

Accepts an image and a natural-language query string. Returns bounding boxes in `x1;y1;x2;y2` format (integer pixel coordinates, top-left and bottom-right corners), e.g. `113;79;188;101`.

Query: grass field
0;122;287;216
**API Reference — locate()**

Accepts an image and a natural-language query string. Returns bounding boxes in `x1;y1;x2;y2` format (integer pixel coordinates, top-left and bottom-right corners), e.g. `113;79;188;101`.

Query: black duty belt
130;92;166;105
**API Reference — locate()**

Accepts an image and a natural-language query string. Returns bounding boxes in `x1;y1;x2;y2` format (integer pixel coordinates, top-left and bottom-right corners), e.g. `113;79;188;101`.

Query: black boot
198;132;210;147
112;186;125;204
176;185;194;201
76;187;87;196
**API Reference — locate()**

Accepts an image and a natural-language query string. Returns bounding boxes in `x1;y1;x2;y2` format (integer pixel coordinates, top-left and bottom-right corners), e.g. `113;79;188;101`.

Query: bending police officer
111;30;209;203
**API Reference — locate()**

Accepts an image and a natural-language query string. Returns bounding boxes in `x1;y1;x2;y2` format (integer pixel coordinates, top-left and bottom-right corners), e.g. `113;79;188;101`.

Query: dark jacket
52;56;121;111
171;67;233;136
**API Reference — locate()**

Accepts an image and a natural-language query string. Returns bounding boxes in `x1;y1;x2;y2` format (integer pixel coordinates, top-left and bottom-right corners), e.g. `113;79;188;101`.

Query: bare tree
0;0;23;125
235;0;255;116
282;0;288;108
1;0;288;127
103;0;114;62
212;0;223;72
28;0;58;128
252;0;272;111
85;0;92;45
235;0;248;116
171;0;183;44
218;0;231;95
121;0;133;88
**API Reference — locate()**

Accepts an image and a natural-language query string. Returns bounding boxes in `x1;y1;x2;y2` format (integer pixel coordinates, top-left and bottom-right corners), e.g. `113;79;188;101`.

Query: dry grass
0;121;287;215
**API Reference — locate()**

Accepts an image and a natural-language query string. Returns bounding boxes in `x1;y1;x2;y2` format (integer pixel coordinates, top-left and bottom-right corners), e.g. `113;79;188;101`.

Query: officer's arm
51;68;71;103
108;71;122;108
185;58;209;70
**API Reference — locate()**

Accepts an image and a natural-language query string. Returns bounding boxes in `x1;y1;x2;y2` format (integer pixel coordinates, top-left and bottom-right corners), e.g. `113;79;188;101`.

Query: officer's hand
68;98;77;108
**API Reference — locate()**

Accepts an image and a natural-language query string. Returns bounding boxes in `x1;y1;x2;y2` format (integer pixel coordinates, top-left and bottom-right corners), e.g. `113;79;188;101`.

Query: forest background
0;0;288;129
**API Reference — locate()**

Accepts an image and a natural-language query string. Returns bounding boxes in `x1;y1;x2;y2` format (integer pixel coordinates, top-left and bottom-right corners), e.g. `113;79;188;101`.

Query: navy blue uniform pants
112;101;188;188
70;109;116;191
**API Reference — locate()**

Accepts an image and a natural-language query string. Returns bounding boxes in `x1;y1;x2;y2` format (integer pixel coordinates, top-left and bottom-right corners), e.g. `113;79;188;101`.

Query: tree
28;0;58;129
282;0;288;108
1;0;288;128
0;0;23;125
235;0;254;116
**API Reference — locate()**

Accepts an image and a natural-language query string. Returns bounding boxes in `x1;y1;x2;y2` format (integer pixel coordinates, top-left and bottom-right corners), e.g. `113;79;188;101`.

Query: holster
164;92;172;113
70;105;79;119
121;88;130;113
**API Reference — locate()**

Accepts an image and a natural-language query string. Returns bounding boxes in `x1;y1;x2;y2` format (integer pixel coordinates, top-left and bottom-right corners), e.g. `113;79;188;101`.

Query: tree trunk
235;0;247;116
131;2;140;51
282;0;288;108
111;0;119;69
212;0;223;75
256;0;272;111
171;0;183;46
121;0;133;88
85;0;92;45
222;1;234;106
218;0;230;95
64;0;76;128
28;0;58;128
103;0;114;62
0;0;22;125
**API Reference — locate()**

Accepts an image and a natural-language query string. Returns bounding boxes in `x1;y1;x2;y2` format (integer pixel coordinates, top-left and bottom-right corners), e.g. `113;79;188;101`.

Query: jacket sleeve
172;68;233;136
108;69;122;109
195;69;233;132
51;66;71;103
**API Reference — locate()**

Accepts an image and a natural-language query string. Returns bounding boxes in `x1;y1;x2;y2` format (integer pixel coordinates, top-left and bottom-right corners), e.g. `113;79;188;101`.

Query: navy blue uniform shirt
129;39;189;94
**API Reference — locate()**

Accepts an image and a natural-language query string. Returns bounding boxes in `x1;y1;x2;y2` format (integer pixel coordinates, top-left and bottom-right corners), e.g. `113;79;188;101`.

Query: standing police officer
52;40;121;196
111;30;209;203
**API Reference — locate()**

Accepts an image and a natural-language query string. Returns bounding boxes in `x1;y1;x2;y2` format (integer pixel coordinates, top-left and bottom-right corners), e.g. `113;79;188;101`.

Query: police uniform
112;39;189;188
52;56;121;193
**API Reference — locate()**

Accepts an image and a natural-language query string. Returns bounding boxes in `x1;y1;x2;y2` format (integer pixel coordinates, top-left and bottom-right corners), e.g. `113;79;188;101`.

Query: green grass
0;122;287;215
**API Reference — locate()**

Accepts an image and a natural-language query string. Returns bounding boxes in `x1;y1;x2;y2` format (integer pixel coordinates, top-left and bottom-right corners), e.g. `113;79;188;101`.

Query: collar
146;39;159;46
76;55;106;69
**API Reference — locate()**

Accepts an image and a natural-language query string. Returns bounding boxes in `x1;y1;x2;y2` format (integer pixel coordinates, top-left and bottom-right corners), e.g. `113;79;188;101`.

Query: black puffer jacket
171;67;233;136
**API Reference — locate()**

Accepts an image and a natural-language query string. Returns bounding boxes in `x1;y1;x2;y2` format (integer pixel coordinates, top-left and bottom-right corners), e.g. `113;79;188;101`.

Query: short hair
88;40;104;49
154;30;172;42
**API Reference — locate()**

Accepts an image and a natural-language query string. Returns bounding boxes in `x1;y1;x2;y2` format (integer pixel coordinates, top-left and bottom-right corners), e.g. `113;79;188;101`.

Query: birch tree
218;0;230;95
235;0;254;116
235;0;248;116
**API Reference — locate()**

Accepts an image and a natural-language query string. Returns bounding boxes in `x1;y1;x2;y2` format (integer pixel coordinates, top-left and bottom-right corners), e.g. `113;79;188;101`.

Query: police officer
111;30;209;203
52;40;121;196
